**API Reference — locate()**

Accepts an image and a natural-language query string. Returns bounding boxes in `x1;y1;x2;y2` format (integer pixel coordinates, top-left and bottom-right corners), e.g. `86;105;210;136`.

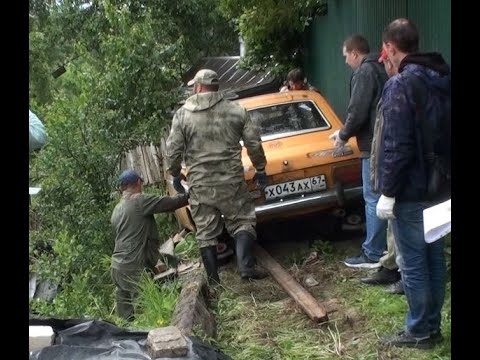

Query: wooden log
253;243;328;323
171;272;216;338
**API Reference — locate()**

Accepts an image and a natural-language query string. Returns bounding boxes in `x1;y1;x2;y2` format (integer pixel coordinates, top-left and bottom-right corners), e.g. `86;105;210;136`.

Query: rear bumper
255;185;363;217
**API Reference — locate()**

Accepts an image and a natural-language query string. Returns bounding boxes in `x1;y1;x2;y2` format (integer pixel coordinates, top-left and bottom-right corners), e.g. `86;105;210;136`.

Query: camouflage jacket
370;98;384;194
166;91;266;186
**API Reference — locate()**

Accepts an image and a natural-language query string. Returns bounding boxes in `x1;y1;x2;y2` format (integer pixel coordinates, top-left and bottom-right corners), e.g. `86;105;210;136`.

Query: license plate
264;175;326;200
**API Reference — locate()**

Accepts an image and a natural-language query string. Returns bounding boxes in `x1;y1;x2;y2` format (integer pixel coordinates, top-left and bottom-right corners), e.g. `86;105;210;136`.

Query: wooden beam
253;243;328;323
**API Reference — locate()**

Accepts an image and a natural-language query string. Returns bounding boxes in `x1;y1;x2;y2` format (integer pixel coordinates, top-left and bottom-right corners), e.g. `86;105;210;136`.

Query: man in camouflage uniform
166;69;268;285
111;169;189;320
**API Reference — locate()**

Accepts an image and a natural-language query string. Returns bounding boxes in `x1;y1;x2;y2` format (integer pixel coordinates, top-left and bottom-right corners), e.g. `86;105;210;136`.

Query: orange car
161;90;363;232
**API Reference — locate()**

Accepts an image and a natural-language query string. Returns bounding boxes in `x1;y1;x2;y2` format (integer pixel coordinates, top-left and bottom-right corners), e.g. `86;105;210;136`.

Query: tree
218;0;327;75
29;0;238;319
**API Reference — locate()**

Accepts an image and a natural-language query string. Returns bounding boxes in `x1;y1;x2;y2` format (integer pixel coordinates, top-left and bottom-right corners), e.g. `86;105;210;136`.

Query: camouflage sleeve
241;109;267;171
166;111;184;177
140;193;189;215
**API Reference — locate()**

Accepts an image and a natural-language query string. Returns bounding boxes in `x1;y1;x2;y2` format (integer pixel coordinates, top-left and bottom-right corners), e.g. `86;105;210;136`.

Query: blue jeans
392;201;446;338
361;158;388;261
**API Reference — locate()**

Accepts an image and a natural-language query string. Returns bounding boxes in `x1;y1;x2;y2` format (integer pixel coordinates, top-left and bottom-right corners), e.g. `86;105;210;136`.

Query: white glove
376;195;396;220
328;129;346;147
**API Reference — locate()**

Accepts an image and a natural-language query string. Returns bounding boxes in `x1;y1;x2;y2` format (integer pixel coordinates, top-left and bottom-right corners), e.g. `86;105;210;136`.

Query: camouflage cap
187;69;219;86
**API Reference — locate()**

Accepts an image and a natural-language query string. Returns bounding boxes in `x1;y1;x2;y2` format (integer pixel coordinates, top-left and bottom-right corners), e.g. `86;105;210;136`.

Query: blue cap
118;169;143;186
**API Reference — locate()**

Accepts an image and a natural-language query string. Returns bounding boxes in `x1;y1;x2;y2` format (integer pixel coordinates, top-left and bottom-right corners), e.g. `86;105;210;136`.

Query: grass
207;237;451;360
131;272;181;329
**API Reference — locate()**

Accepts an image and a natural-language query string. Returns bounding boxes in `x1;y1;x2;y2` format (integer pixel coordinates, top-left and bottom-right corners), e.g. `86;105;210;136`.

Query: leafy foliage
29;0;237;319
174;232;201;261
218;0;327;76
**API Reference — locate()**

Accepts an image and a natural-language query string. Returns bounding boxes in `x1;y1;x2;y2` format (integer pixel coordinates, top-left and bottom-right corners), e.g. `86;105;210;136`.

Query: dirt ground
211;209;451;359
217;211;370;341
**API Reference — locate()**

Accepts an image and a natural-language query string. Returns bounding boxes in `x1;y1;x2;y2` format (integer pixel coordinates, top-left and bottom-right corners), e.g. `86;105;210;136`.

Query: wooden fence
120;143;165;187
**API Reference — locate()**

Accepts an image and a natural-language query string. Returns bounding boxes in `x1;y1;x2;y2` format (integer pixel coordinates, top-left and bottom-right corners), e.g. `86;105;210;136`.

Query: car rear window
248;101;330;139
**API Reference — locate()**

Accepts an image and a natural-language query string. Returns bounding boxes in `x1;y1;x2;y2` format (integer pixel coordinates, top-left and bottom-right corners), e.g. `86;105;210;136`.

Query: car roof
236;90;324;109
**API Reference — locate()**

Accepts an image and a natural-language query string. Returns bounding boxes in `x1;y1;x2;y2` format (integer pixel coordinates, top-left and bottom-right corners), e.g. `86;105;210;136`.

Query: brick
29;326;54;352
147;326;188;358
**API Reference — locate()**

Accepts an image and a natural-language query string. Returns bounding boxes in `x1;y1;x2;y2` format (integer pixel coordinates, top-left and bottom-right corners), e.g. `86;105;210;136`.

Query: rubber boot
234;231;268;280
200;245;220;286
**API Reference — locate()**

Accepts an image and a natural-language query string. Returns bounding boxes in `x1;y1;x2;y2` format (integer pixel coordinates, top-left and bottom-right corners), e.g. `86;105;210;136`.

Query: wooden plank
148;144;163;184
140;146;153;185
254;243;328;323
125;147;144;177
122;144;164;186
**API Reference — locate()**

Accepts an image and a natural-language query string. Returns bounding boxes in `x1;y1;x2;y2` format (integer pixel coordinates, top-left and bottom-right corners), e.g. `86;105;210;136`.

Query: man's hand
328;129;346;147
173;175;186;194
376;195;396;220
253;170;268;192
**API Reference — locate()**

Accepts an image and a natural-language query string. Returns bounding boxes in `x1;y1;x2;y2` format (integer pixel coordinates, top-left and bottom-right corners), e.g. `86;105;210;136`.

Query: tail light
333;162;361;187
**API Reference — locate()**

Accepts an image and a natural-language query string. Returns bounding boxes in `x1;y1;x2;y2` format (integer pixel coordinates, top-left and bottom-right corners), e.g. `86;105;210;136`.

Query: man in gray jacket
166;69;268;285
329;34;389;268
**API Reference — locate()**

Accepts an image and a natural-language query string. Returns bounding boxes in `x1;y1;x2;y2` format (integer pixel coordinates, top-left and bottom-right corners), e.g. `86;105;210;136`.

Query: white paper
423;199;451;243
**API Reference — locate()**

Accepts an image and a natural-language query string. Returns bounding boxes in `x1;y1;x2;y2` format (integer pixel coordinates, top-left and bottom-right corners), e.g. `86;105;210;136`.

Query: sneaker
385;279;405;294
360;267;401;285
344;252;381;269
380;330;434;349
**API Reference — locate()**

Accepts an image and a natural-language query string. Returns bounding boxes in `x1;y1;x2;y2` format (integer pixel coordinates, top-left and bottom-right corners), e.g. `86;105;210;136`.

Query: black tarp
29;318;232;360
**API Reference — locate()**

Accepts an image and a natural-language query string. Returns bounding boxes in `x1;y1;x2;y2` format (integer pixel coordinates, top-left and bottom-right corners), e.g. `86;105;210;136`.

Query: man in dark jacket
111;169;189;321
376;18;450;349
330;34;389;268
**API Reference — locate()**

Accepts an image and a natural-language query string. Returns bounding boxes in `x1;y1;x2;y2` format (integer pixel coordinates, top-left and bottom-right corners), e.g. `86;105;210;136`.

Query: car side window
249;101;329;138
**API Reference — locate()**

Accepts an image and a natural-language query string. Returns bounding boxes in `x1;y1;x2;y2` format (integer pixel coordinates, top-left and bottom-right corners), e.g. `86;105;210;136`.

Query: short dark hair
203;84;219;92
382;18;419;53
286;68;305;83
343;34;370;54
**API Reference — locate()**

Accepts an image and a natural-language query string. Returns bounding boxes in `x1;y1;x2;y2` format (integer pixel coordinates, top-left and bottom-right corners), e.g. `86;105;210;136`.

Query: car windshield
248;100;330;140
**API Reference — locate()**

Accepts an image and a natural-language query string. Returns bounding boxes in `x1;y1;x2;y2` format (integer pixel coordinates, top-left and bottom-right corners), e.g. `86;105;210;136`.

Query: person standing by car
375;18;450;348
166;69;268;286
330;34;389;268
110;169;189;321
361;47;403;294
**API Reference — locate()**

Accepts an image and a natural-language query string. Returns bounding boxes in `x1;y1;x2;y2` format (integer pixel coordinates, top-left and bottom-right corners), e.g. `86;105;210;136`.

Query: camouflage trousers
379;220;400;270
189;181;257;248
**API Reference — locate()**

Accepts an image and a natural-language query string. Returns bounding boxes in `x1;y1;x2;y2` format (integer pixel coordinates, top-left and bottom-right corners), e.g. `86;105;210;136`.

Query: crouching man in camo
166;69;268;286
